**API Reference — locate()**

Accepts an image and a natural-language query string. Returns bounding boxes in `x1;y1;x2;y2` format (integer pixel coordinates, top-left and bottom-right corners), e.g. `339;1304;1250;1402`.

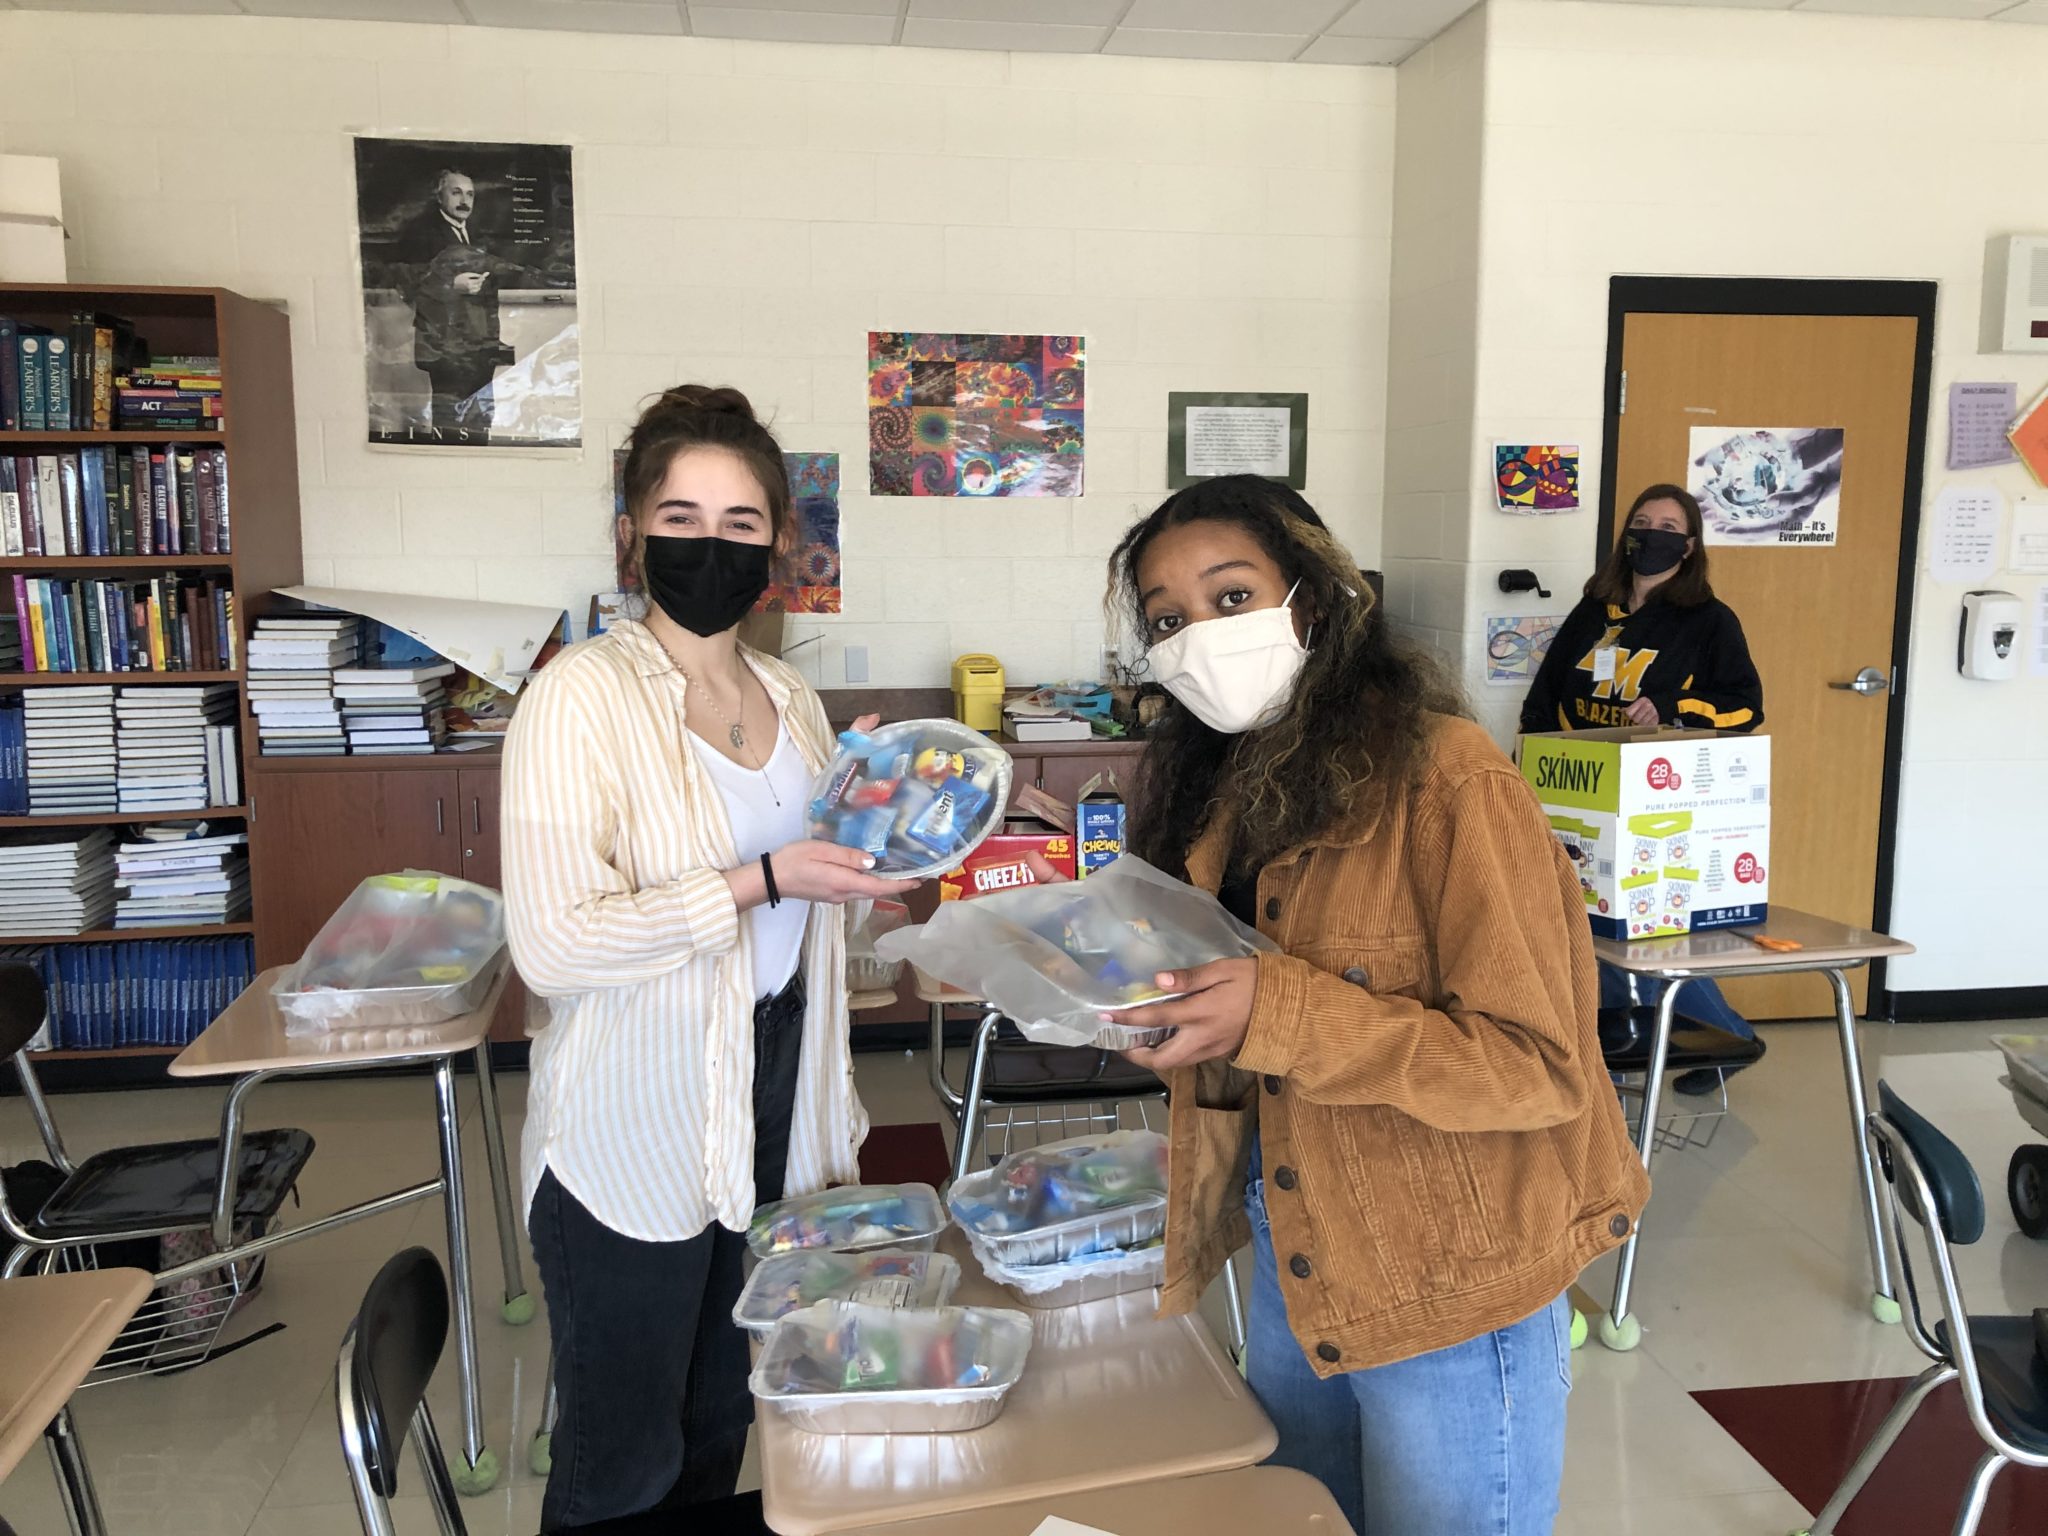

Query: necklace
661;641;783;808
695;682;748;751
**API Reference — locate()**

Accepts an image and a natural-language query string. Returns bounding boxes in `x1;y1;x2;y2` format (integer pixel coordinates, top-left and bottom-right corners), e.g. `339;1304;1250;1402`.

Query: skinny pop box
1519;728;1770;939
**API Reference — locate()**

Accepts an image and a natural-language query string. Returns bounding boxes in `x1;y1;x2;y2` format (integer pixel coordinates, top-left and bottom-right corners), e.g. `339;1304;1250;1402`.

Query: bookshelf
1;283;302;1078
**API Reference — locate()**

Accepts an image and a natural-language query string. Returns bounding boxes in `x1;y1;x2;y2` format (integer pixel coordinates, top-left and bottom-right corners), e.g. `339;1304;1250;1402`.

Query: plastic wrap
808;719;1012;880
732;1249;960;1337
750;1301;1033;1434
272;872;506;1036
746;1183;948;1259
948;1131;1169;1267
974;1238;1164;1310
874;854;1276;1049
1996;1036;2048;1105
846;899;908;993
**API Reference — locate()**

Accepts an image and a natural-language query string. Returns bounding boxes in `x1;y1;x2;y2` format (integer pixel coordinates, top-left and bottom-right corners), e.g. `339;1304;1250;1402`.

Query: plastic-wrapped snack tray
808;719;1012;880
1995;1036;2048;1105
948;1131;1169;1268
750;1301;1033;1435
732;1249;961;1337
746;1183;948;1259
272;872;507;1036
974;1236;1165;1310
875;854;1275;1049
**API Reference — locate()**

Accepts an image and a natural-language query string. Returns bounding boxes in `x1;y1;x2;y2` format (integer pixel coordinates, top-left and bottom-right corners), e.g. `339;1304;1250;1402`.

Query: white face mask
1146;582;1309;735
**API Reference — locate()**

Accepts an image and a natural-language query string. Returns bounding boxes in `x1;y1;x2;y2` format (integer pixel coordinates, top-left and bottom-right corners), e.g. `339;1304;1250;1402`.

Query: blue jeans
1598;963;1754;1041
1245;1162;1573;1536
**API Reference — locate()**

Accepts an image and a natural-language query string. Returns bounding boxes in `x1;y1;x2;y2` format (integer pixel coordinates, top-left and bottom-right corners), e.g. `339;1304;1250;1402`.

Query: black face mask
1624;527;1690;577
643;535;773;637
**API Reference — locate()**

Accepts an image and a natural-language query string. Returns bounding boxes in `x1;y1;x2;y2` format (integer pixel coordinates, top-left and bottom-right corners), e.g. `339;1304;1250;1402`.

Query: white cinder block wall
1465;0;2048;994
0;11;1396;689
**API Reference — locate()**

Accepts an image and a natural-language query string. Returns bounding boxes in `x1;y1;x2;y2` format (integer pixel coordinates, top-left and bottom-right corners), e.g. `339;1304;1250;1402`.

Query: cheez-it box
939;826;1075;901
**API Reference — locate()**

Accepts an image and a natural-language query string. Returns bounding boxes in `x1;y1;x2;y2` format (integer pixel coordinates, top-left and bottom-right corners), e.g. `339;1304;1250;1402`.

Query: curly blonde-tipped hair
1108;476;1466;875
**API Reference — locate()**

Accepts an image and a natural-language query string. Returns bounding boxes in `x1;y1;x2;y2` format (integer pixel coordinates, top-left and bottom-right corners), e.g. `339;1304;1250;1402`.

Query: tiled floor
3;1017;2045;1535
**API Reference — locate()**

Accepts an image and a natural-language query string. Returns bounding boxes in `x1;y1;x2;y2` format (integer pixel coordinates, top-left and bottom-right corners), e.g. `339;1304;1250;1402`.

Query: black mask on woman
643;535;773;637
1624;527;1690;577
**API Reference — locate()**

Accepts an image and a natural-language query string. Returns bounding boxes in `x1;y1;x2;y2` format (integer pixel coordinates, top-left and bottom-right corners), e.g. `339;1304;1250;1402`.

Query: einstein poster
1688;426;1845;547
354;137;581;449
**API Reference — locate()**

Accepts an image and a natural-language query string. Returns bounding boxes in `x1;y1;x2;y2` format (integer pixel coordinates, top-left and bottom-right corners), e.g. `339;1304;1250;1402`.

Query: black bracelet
760;852;781;908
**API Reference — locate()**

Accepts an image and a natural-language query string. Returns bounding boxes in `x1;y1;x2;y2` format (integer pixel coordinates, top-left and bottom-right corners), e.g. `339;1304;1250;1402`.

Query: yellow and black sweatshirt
1519;595;1764;734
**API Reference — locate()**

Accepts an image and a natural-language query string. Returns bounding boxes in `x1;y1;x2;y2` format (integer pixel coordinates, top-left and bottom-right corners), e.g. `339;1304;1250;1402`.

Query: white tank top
691;722;812;999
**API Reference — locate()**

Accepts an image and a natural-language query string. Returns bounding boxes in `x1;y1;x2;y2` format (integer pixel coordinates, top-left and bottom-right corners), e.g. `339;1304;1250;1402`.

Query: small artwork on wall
1493;444;1580;514
354;136;580;449
1688;426;1844;547
1485;615;1565;686
611;447;842;613
867;332;1084;497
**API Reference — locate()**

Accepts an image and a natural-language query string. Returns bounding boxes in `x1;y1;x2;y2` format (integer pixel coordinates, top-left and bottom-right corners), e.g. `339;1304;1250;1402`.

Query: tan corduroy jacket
1157;715;1650;1375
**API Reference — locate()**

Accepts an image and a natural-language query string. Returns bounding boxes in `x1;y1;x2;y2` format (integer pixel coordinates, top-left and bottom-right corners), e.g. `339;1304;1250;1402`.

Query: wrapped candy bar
809;719;1012;879
745;1182;948;1259
732;1248;960;1337
750;1301;1034;1434
948;1131;1170;1268
874;854;1277;1049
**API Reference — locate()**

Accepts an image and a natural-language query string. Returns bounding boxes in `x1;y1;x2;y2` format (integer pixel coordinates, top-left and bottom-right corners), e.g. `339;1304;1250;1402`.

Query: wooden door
1610;309;1921;1018
250;769;461;970
456;765;528;1044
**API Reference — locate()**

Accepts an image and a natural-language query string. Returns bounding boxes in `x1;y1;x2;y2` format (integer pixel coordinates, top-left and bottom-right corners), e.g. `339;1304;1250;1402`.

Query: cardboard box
1520;728;1770;938
939;824;1074;901
1076;790;1125;880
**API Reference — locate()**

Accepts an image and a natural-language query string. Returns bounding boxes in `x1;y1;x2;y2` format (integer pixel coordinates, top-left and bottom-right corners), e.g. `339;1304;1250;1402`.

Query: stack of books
116;356;223;432
0;827;117;936
0;613;20;673
1;446;233;557
113;825;250;930
114;685;239;814
24;686;116;815
249;614;361;756
0;935;255;1048
0;697;21;815
337;662;455;756
0;310;149;433
9;573;235;674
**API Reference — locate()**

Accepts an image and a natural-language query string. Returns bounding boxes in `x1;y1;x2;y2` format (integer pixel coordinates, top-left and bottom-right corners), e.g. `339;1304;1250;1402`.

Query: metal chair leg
1952;1449;2008;1536
469;1041;533;1325
531;1363;558;1477
1603;979;1683;1351
1221;1253;1247;1363
1826;966;1899;1323
952;1010;999;1185
43;1406;107;1536
433;1058;497;1495
1805;1362;1955;1534
411;1402;471;1536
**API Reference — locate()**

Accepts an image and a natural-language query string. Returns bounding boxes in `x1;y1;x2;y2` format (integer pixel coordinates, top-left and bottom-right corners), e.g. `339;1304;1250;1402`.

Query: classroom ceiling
6;0;2047;63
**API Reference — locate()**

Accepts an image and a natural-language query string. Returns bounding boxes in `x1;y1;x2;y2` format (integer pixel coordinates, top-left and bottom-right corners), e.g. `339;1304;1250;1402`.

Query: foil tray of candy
749;1301;1034;1435
947;1131;1169;1268
807;719;1012;880
732;1249;961;1337
975;1236;1165;1310
746;1183;948;1260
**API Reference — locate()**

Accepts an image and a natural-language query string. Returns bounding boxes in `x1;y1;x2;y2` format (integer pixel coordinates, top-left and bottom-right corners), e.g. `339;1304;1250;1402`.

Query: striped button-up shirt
502;618;865;1241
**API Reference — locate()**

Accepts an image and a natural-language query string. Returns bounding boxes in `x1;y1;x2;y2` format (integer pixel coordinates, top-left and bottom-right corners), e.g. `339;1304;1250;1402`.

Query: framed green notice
1167;391;1308;489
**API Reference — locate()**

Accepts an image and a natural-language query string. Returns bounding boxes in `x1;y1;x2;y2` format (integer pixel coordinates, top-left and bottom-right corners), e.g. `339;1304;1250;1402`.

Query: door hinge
1618;370;1628;416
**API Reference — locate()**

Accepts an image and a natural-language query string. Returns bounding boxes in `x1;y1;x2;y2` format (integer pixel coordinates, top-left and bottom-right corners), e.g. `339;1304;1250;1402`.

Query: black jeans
529;975;805;1533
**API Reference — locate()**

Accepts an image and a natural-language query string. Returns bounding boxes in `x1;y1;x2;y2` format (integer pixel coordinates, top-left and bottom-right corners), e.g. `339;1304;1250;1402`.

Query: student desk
1590;907;1915;1351
0;1268;152;1535
165;961;530;1494
845;1465;1352;1536
756;1229;1275;1536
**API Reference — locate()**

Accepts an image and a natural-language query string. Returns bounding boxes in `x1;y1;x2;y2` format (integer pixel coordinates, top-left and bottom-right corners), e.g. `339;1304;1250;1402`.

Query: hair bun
652;384;758;423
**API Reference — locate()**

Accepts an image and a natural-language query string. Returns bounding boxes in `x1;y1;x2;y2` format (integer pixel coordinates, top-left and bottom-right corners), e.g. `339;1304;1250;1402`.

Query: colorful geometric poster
867;332;1084;497
1493;444;1581;513
1485;615;1565;686
610;447;842;613
1689;426;1844;547
2012;383;2048;489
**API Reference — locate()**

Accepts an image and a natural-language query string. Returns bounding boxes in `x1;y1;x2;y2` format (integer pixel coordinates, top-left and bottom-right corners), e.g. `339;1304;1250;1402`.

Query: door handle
435;798;445;835
1828;666;1890;696
471;797;482;835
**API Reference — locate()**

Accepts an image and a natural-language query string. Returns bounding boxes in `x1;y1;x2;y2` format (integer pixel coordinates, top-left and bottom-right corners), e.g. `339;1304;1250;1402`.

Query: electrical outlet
1098;645;1120;682
844;644;869;684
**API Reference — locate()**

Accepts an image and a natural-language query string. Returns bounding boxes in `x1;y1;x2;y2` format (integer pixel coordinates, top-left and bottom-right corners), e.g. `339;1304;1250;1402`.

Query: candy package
808;719;1012;880
874;854;1276;1049
272;871;506;1036
750;1301;1034;1434
746;1183;948;1259
732;1248;960;1337
948;1131;1169;1268
973;1237;1165;1310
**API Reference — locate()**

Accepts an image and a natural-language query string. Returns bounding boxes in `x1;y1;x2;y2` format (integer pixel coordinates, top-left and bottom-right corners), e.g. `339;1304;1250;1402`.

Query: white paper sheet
1185;405;1293;478
276;585;564;693
1929;488;2002;583
2010;500;2048;574
1947;381;2019;471
1028;1520;1119;1536
2033;584;2048;678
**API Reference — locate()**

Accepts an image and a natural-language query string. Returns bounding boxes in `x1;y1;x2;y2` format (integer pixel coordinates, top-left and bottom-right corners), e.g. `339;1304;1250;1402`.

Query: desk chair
1793;1082;2048;1536
337;1247;467;1536
0;963;313;1374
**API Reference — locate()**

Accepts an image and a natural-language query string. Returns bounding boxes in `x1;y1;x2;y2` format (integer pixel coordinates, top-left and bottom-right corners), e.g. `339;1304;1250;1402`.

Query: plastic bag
272;872;506;1036
845;899;909;993
808;719;1012;879
948;1131;1169;1267
873;854;1277;1048
746;1182;948;1258
971;1237;1164;1308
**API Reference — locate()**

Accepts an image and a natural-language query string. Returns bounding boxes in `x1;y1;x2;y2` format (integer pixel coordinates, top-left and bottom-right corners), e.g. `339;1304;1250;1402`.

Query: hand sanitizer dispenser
1959;590;2022;680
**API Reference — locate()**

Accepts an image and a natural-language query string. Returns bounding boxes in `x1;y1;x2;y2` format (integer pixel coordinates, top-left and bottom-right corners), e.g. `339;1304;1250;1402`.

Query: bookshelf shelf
0;671;243;686
5;922;255;945
32;1046;182;1061
0;557;234;572
0;431;225;447
0;805;246;829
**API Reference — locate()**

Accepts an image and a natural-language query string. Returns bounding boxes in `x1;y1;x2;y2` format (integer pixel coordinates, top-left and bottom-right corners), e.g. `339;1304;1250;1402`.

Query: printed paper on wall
867;332;1084;497
1493;444;1580;514
1689;426;1844;547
